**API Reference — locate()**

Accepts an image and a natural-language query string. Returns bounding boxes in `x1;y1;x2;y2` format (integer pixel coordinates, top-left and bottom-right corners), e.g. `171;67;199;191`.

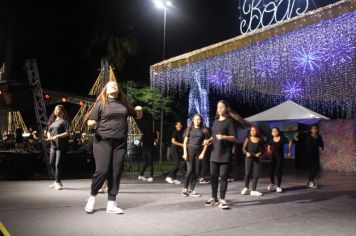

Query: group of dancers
45;80;324;213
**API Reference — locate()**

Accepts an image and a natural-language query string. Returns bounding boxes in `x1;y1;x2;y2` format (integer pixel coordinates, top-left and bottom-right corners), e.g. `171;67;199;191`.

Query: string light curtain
150;1;356;118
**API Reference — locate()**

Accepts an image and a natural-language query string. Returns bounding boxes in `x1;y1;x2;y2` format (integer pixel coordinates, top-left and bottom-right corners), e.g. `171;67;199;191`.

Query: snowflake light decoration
208;69;233;88
283;81;302;99
294;46;323;73
253;54;279;78
324;36;355;66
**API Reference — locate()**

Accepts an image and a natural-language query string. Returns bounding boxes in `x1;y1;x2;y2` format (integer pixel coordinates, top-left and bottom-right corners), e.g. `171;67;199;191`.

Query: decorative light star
208;69;233;88
324;37;356;66
253;54;279;78
283;81;302;99
294;46;323;73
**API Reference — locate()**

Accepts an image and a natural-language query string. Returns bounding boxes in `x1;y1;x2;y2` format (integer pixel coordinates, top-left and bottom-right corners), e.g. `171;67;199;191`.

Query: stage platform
0;172;355;236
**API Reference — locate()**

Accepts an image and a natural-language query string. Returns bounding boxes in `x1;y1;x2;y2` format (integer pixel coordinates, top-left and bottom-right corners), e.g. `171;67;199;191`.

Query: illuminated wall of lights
188;71;210;127
151;9;356;118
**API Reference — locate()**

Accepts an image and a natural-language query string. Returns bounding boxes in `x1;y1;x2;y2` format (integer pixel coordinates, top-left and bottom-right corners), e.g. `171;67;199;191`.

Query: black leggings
91;136;126;201
308;153;320;182
244;157;260;191
200;158;208;179
184;148;200;190
168;149;182;179
210;161;229;200
140;145;154;177
49;147;64;182
270;155;284;187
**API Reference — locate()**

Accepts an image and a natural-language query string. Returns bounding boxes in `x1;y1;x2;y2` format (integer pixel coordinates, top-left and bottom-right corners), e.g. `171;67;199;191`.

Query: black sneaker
204;198;218;207
199;178;209;184
181;189;189;197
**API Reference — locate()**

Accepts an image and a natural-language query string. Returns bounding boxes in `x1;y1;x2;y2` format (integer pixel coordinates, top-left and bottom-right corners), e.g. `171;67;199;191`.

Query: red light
44;93;50;99
61;97;67;102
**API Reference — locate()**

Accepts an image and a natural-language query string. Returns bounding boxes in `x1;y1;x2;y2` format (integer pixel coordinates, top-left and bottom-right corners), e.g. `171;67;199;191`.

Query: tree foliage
129;86;173;120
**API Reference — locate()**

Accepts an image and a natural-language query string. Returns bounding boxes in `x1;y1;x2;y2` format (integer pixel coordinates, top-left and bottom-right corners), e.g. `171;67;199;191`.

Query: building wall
320;119;356;174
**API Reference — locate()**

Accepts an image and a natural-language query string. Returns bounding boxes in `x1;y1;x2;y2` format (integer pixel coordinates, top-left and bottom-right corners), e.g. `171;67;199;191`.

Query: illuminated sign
240;0;309;34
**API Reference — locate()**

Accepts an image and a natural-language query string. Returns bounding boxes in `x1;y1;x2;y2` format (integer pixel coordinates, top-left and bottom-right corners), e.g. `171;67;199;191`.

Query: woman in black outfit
165;122;184;185
305;125;324;188
241;125;264;196
47;105;70;190
204;100;246;209
84;81;141;214
267;127;292;193
181;114;210;197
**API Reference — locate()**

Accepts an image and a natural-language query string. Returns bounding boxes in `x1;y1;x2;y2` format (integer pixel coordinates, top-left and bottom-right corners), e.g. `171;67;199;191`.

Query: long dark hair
48;105;69;126
84;81;134;121
184;114;209;137
215;100;249;128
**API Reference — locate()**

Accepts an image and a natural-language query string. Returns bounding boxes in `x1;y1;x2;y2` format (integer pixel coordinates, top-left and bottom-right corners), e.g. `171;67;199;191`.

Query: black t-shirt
48;118;70;150
185;127;210;150
136;117;155;146
268;136;289;158
243;137;263;156
210;118;236;163
305;134;324;155
171;129;183;153
90;98;134;139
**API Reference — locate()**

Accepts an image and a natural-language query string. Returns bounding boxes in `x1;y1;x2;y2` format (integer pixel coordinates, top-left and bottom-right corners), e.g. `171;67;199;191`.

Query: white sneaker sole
106;210;124;214
218;205;230;209
85;208;94;214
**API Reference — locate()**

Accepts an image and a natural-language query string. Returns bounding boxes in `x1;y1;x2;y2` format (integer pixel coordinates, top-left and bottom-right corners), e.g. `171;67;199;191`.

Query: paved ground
0;172;356;236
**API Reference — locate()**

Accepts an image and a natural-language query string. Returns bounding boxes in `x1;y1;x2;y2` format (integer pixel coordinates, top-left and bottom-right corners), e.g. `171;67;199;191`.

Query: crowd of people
8;80;324;214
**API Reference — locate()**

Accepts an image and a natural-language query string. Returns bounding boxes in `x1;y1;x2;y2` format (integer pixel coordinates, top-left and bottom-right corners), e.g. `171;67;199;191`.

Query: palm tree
87;30;138;71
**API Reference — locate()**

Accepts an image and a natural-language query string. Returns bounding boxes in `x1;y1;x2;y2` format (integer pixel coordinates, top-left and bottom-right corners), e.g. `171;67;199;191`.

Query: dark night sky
1;0;240;95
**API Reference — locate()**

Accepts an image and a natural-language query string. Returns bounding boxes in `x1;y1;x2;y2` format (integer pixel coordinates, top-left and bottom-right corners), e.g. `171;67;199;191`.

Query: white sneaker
308;182;319;189
189;191;201;197
49;181;56;188
106;201;124;214
147;177;154;182
218;199;229;209
250;190;263;196
165;177;174;184
138;176;147;181
241;188;249;195
267;184;275;192
54;182;62;190
276;187;283;193
98;186;108;193
85;196;95;214
173;179;181;184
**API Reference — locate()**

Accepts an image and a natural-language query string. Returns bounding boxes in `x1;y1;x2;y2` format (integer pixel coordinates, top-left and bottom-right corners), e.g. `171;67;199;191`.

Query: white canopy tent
245;100;330;124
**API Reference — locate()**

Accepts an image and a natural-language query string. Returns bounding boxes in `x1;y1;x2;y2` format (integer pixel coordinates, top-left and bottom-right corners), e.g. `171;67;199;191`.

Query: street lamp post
153;0;172;170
